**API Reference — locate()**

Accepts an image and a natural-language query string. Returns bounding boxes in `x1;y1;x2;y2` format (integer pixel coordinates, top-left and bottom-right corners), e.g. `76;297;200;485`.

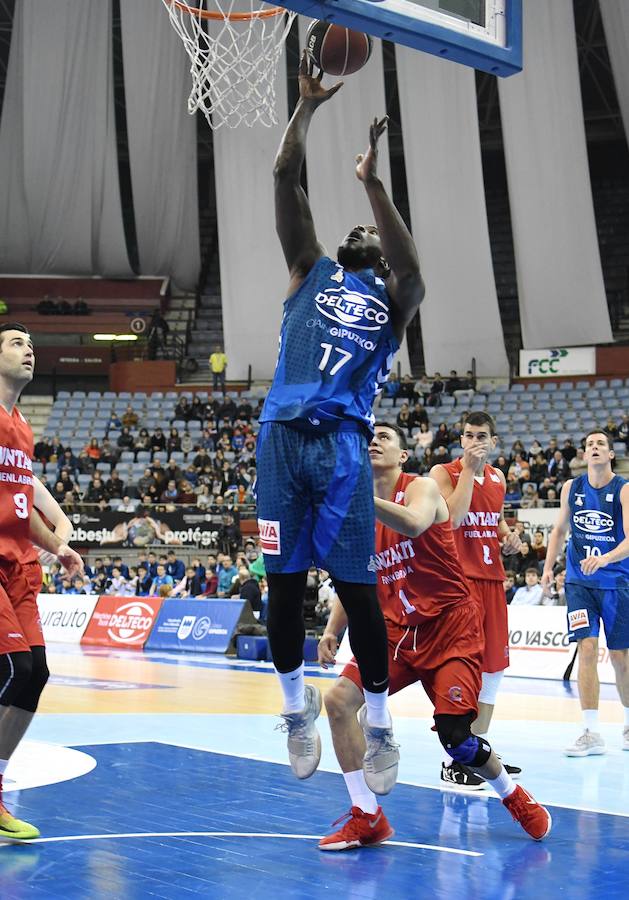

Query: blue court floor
0;646;628;898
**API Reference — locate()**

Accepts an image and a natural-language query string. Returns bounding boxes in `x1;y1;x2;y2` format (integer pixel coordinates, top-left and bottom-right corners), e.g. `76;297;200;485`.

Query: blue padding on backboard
146;598;247;653
281;0;522;77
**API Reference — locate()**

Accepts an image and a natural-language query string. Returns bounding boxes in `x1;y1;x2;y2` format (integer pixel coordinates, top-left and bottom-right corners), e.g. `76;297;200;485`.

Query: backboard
280;0;522;77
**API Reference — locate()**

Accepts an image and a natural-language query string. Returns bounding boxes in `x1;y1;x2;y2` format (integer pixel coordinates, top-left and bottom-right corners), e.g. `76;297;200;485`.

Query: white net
161;0;296;129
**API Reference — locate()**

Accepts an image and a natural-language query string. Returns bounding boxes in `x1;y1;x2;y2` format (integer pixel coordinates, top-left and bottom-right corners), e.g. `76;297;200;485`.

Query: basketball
306;21;373;77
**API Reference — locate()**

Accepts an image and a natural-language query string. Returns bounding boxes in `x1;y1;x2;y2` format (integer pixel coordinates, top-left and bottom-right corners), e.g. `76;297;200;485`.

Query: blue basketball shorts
254;421;376;583
565;582;629;649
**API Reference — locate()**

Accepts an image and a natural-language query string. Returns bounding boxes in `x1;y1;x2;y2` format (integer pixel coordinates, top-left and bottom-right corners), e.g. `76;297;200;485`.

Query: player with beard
256;51;424;790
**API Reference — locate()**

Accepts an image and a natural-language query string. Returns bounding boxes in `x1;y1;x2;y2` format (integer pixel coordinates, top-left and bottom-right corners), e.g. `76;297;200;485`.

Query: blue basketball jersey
260;256;399;434
566;474;629;589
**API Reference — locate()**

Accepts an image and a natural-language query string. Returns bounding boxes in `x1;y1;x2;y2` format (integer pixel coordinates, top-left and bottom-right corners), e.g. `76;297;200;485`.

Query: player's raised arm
374;476;440;538
356;116;425;342
541;479;573;592
273;51;342;295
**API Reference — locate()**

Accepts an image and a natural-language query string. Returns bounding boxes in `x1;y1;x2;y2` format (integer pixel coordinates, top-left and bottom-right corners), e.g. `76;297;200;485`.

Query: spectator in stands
85;437;101;461
544;436;559;460
432;422;450;450
504;478;521;505
209;345;228;392
569;448;587;477
493;454;510;478
134;428;151;455
229;565;262;612
49;435;64;460
51;480;66;504
217;556;238;597
433;447;452;468
397;374;417;404
510;567;544;606
167;427;182;454
527;438;544;458
513;541;540;580
150;564;173;597
529;452;547;485
618;413;629;447
383;372;400;402
34;435;52;462
510;439;527;460
150;428;167;455
174;396;191;421
605;415;618;439
190;396;205;421
122;405;139;429
146;553;159;578
414;421;433;452
160;479;179;503
513;520;532;546
453;370;476;405
151;456;167;487
57;447;79;476
58;469;76;494
409;401;428;431
548;449;570;484
445;370;460;395
118;495;138;513
106;470;125;499
531;530;547;562
427;372;444;406
84;474;107;503
413;374;431;403
203;562;218;596
447;420;463;448
520;484;542;509
177;480;197;505
181;431;194;456
217;393;237;421
509;452;530;484
112;556;130;579
107;410;122;431
231;426;246;452
235;397;252;421
105;567;128;595
117;426;135;451
503;571;516;605
545;487;558;505
77;449;95;475
538;477;554;501
544;568;566;606
192;447;212;472
561;438;577;463
183;463;198;487
172;566;204;598
100;437;119;468
164;457;183;485
122;568;138;597
166;551;185;582
395;402;412;435
419;446;436;471
137;467;156;496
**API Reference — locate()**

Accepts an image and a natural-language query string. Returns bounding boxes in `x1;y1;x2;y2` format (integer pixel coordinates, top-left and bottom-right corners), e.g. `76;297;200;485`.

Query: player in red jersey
317;424;551;849
431;411;522;789
0;324;83;841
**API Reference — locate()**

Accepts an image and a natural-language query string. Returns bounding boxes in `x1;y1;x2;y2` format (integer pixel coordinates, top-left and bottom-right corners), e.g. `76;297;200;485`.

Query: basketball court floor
1;643;627;898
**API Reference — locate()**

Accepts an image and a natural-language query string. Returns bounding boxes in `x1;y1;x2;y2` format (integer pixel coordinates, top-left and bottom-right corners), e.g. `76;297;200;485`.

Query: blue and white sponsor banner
145;598;246;653
37;593;100;643
518;346;595;377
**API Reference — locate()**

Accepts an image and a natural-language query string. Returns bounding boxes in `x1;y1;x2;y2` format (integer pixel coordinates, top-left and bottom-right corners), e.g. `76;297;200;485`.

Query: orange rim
170;0;287;20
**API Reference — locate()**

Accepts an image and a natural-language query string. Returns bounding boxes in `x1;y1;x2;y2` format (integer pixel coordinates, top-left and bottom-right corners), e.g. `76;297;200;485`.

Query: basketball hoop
161;0;296;129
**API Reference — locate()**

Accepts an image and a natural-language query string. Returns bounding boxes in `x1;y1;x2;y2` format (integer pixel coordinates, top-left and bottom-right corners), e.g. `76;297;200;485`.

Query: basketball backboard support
280;0;522;77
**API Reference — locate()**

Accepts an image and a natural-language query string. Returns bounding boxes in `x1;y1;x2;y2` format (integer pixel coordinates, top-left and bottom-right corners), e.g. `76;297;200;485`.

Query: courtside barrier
81;595;164;648
37;593;100;643
145;597;253;654
337;605;616;684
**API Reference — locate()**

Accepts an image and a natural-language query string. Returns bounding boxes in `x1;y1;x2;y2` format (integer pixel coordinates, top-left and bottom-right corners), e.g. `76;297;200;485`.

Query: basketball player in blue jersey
256;51;424;790
542;430;629;756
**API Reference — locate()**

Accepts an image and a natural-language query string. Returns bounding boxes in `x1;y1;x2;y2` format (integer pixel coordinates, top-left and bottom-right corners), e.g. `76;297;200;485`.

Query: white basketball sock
362;688;391;728
487;766;515;800
343;769;378;814
277;663;305;714
583;709;599;731
623;706;629;728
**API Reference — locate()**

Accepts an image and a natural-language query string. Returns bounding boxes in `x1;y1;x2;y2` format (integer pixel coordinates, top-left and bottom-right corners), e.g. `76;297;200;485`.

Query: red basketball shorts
341;599;484;717
466;577;509;673
0;560;44;654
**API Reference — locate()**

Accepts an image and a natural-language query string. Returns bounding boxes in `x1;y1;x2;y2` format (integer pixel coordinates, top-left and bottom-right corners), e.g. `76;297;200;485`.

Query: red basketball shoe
502;785;552;841
319;806;394;851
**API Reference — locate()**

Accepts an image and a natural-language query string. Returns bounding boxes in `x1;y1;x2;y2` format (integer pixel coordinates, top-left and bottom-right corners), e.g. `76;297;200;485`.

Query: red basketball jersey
442;458;505;582
0;405;34;565
373;472;470;626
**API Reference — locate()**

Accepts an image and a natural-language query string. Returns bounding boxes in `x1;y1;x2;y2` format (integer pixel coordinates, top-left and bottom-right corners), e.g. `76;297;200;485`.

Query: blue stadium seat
171;452;185;463
594;379;608;388
536;402;552;412
526;383;541;392
119;451;135;463
136;451;151;464
540;383;557;393
609;379;623;389
575;381;590;390
558;382;574;391
72;391;86;399
57;391;71;399
510;384;525;393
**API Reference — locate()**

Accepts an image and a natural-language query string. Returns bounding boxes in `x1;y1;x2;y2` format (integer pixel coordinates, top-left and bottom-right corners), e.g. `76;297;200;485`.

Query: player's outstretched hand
318;632;338;669
580;553;610;576
356;116;388;183
57;543;84;579
501;529;522;556
298;50;343;106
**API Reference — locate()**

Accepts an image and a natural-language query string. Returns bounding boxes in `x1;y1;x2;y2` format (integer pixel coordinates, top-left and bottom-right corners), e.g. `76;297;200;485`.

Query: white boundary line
0;831;482;856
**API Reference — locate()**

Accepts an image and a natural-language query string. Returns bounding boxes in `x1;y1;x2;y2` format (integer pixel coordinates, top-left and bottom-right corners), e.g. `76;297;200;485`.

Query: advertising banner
68;508;238;548
37;593;99;643
518;346;595;378
338;605;615;684
145;598;247;654
81;595;163;648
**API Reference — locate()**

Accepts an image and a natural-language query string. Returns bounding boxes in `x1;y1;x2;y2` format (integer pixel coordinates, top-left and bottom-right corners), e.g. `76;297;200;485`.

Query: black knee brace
434;712;492;768
11;646;49;713
0;651;33;708
266;572;308;673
